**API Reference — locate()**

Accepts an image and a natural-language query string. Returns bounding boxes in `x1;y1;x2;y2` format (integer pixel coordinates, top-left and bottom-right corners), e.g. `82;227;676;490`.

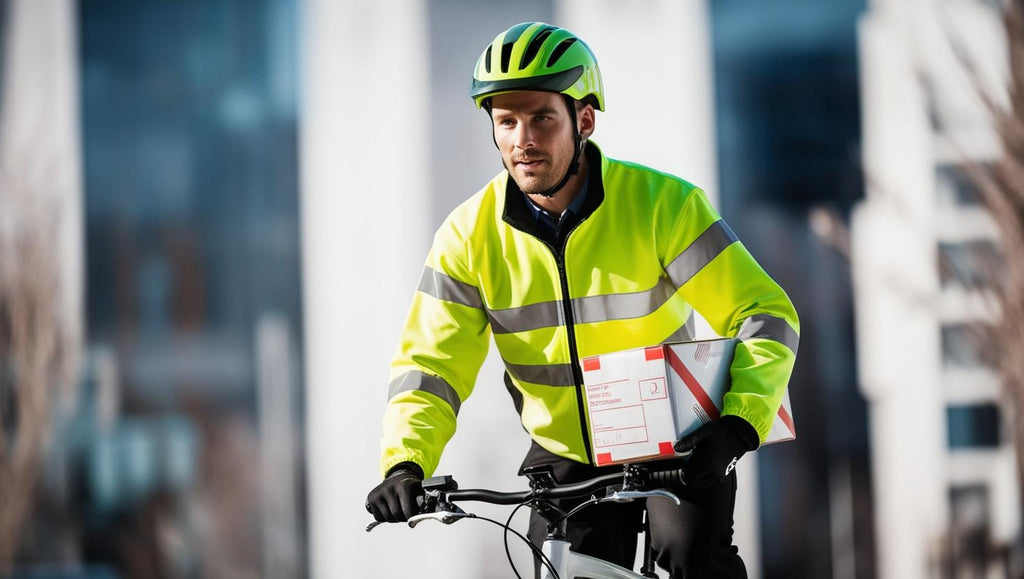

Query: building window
947;404;1001;449
936;163;986;207
947;485;992;574
941;323;997;370
938;240;1000;289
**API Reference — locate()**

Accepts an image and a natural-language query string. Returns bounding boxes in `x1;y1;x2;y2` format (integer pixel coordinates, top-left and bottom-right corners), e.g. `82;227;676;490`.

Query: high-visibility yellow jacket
380;143;799;478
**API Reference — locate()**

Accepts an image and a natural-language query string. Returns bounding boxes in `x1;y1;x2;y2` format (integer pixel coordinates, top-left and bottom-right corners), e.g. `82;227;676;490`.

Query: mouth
515;159;545;170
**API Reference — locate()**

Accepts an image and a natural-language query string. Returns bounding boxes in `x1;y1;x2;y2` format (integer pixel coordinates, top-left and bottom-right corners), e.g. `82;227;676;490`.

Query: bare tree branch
0;157;73;570
946;2;1024;559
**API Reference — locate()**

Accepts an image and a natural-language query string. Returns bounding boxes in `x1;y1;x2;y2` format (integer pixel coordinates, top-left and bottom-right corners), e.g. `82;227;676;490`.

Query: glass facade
709;1;872;577
11;1;307;577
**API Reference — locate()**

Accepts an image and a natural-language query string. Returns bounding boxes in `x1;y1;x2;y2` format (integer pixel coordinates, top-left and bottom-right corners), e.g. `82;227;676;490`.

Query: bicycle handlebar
366;464;686;534
646;467;686;489
443;471;621;504
439;466;685;506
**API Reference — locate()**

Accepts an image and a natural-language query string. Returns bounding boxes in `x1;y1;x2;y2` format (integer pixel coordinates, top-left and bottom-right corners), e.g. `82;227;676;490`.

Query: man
365;22;799;578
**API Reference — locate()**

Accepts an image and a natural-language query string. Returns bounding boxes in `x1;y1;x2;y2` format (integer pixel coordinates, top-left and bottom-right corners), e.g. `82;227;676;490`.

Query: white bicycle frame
542;537;650;579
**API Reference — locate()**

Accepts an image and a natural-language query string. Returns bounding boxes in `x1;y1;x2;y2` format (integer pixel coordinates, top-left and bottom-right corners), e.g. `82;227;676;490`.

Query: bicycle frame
542;537;650;578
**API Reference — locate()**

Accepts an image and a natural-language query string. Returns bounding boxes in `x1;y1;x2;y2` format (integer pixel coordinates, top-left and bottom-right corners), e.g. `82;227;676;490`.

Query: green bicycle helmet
470;22;605;111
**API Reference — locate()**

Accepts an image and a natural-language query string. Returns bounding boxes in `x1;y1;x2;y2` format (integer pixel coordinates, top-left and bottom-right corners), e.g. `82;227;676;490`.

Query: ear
577;103;596;141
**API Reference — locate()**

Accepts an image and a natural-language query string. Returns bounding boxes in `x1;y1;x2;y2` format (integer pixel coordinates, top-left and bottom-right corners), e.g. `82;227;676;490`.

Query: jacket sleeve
379;223;491;478
660;188;799;442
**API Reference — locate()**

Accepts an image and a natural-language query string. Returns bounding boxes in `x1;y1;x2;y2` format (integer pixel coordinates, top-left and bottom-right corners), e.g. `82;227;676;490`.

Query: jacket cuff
720;414;759;452
721;406;771;446
386;461;424;479
381;450;432;479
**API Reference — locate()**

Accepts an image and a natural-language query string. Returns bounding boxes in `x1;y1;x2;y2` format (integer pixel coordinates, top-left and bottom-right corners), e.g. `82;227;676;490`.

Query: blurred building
710;1;872;577
8;0;991;577
3;0;306;577
853;0;1022;577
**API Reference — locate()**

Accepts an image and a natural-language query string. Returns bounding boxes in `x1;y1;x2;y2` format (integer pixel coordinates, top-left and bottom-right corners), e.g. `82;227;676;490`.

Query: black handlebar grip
646;468;686;488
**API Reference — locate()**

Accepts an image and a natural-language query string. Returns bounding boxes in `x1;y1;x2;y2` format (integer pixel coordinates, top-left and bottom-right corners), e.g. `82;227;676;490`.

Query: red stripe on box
778;404;796;437
644;346;665;361
658;441;675;456
596;452;612;465
665;347;720;421
583;357;601;372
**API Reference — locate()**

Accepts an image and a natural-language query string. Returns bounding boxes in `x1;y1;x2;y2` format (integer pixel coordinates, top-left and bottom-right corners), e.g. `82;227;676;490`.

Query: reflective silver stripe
504;360;576;387
388;371;462;415
484;219;737;335
737;314;799;355
487;300;563;334
417;266;483;310
574;276;677;325
660;312;696;344
487;276;679;335
665;220;739;288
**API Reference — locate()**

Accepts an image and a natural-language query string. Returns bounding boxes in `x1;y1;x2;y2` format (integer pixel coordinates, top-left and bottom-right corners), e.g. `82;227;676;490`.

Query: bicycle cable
473;510;559;579
550;496;601;529
503;502;532;579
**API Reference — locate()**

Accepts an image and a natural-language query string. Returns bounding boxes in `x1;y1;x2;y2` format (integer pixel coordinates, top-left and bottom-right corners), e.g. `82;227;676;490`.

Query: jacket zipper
501;155;602;466
551;238;594;465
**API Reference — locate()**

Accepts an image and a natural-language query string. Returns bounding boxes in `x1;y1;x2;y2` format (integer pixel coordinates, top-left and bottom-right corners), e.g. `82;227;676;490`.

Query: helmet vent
546;38;578;68
504;22;534;44
500;42;514;73
484;45;492;73
521;27;554;69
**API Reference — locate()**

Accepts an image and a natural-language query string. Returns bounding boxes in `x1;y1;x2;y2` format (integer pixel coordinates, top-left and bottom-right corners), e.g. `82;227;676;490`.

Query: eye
498;118;516;128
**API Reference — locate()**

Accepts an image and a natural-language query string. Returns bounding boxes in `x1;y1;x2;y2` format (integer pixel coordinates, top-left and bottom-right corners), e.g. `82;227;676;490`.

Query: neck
526;153;589;215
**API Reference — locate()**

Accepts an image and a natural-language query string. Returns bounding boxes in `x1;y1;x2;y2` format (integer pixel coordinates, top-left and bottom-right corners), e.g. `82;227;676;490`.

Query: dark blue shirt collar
522;173;590;229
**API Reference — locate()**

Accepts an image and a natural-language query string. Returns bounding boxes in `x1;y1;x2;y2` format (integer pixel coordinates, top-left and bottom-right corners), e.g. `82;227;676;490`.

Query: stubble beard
507;162;559;197
503;146;571;198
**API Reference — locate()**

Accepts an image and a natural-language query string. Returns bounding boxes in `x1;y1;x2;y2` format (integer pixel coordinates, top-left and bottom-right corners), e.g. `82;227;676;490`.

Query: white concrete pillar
555;0;719;205
299;2;448;577
0;0;84;391
854;10;947;579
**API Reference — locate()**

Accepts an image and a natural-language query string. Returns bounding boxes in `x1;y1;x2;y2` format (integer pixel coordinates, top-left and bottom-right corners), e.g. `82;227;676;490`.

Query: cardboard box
581;338;796;466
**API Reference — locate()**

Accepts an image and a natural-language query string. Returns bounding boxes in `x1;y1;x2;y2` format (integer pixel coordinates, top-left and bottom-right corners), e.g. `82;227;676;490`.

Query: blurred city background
0;0;1020;578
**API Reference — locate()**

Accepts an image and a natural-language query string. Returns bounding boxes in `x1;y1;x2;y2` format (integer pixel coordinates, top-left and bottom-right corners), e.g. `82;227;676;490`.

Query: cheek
493;132;513;152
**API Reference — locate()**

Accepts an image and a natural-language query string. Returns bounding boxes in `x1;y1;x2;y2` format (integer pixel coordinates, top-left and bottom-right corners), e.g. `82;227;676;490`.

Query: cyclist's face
490;91;591;195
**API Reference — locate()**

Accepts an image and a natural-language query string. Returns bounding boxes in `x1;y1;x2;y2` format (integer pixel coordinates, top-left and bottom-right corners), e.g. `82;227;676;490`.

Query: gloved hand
365;462;424;523
674;415;759;488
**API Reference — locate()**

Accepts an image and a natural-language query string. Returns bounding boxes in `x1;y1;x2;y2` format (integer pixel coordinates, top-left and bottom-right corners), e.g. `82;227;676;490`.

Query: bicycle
366;462;687;578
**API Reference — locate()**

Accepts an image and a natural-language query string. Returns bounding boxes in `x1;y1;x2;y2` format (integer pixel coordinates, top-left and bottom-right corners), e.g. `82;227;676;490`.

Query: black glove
674;415;759;488
365;462;424;523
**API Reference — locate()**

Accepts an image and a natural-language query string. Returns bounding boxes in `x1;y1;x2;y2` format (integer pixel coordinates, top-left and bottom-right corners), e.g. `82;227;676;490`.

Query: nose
512;122;534;150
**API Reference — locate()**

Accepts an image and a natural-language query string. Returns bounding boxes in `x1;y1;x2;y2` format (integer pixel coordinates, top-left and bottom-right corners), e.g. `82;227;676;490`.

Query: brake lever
366;491;448;533
366;505;473;532
602;489;681;506
407;511;476;528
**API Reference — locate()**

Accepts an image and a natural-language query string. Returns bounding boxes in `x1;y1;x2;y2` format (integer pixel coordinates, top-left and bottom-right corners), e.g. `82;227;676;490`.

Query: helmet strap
533;95;584;198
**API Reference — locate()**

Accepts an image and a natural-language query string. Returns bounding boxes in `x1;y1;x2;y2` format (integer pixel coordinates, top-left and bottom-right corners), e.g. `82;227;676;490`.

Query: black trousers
521;441;747;579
